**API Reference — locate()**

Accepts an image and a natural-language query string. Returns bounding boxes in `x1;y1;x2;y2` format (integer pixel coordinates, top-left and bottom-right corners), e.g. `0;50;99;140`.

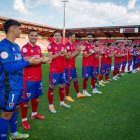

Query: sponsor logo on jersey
12;47;16;51
15;54;22;61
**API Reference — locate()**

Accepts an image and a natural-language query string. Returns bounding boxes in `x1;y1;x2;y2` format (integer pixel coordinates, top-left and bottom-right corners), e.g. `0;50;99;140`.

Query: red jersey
82;42;94;66
21;43;42;81
138;50;140;59
128;49;133;60
93;51;100;67
114;47;121;63
105;47;113;64
48;42;65;73
122;48;127;61
101;47;108;64
65;41;77;68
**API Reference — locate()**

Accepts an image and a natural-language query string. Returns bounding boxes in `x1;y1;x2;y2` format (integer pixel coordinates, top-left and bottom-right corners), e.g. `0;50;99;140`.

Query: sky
0;0;140;28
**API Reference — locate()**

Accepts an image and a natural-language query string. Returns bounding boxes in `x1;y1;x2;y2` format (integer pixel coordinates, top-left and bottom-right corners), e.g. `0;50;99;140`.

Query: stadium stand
0;16;140;52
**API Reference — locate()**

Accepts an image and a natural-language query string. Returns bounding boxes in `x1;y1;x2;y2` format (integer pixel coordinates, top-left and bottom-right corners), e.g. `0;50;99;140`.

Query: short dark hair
125;44;129;47
3;19;21;34
93;39;98;43
133;45;137;48
53;30;62;36
107;43;111;47
67;32;75;38
28;29;37;34
115;42;119;46
87;32;93;36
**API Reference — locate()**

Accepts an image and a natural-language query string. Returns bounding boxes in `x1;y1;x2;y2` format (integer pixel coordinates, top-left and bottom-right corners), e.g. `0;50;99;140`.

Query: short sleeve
40;50;43;57
47;44;53;52
83;46;87;53
66;45;71;53
38;47;43;57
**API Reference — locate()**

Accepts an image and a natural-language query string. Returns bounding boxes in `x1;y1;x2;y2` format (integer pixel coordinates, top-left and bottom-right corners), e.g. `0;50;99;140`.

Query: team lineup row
0;19;140;140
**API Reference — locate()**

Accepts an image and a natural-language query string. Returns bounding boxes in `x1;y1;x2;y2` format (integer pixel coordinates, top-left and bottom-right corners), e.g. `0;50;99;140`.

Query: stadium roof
0;16;140;38
0;16;60;37
67;25;140;38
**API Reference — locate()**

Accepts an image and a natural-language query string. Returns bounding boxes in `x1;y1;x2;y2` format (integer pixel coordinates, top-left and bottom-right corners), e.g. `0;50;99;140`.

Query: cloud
127;0;137;9
59;0;140;27
12;0;140;27
13;0;30;15
23;0;62;8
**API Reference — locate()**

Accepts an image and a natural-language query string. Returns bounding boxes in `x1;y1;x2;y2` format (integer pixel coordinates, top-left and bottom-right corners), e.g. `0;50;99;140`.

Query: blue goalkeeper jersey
0;39;28;93
0;39;30;111
0;63;4;92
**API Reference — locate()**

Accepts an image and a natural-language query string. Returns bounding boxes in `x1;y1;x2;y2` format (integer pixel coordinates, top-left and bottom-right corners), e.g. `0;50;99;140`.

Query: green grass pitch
9;55;140;140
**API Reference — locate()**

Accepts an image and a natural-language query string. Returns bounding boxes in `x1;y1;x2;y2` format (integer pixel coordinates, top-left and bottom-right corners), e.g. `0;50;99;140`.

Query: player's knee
16;104;20;109
1;111;14;119
84;78;88;81
66;82;70;87
73;78;78;82
49;85;54;89
59;84;65;88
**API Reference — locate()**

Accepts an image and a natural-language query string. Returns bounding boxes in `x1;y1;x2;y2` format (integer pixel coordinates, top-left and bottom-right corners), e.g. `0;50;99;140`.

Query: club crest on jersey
9;102;14;108
22;48;27;53
31;50;34;53
27;93;31;97
48;45;51;49
53;79;56;83
0;51;8;59
55;47;57;50
67;46;70;50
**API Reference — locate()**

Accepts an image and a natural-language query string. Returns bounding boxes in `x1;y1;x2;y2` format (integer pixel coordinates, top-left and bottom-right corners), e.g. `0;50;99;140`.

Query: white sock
49;104;53;107
77;92;81;96
60;101;64;105
22;118;27;122
31;112;37;116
